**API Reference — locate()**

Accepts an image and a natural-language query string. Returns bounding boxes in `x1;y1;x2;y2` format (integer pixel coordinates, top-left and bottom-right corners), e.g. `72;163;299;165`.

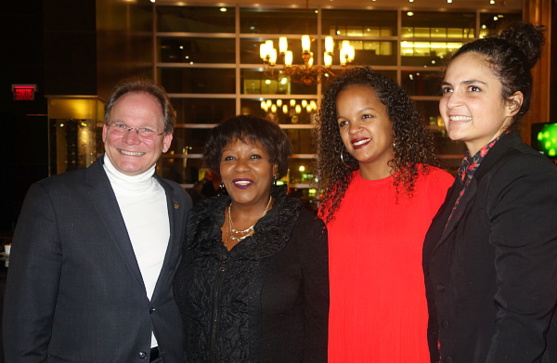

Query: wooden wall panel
522;0;552;145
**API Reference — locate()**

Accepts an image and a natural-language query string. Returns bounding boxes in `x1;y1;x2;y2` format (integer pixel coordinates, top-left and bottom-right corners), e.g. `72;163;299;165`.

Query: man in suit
3;77;192;362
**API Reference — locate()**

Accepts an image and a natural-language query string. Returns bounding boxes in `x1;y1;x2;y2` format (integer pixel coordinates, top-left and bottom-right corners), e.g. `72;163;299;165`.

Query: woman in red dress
317;67;453;362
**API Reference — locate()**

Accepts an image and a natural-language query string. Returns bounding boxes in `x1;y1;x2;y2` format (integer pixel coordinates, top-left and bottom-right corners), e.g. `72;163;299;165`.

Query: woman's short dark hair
104;77;176;134
448;22;545;132
317;67;438;222
204;115;293;179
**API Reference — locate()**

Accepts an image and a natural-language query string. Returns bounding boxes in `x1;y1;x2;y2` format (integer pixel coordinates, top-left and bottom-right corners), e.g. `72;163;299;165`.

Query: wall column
522;0;552;144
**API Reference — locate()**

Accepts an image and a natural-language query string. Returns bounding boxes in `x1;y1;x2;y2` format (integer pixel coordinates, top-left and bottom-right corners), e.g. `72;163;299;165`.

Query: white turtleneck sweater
103;155;170;348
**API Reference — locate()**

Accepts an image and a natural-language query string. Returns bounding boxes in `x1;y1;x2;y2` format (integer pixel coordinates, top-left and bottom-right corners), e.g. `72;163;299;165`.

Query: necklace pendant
230;225;254;235
227;195;272;245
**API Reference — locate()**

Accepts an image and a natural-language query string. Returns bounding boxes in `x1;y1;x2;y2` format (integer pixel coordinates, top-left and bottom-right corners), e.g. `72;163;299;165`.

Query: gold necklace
228;195;273;243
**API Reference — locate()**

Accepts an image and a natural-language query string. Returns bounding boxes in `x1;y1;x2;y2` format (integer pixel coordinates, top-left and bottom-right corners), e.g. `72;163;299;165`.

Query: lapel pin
174;203;180;209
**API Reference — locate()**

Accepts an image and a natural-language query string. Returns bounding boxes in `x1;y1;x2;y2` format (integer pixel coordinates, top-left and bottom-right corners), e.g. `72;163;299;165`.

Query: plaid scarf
445;134;504;228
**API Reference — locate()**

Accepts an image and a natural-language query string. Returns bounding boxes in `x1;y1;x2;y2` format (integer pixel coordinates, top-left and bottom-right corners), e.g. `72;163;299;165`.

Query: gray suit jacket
3;157;191;362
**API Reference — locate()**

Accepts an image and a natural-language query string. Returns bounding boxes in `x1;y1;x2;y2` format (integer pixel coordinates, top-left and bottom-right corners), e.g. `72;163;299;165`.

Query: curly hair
105;77;176;134
316;67;438;223
449;22;545;133
204;115;292;179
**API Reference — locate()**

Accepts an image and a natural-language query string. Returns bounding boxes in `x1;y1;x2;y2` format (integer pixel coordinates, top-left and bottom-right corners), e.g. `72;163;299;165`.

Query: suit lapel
151;176;184;300
436;178;478;249
86;158;146;291
433;133;522;252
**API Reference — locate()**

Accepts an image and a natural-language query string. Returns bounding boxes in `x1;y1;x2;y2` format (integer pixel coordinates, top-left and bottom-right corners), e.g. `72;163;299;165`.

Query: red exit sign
12;84;37;101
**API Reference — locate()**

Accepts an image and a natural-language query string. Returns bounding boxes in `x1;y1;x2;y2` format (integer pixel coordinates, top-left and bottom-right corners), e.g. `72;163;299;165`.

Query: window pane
159;37;236;63
322;10;397;37
288;158;318;184
414;100;442;127
157;6;235;33
401;12;475;39
479;13;522;38
241;99;318;125
168;127;213;155
157;156;204;184
401;70;443;96
171;98;236;124
284;129;316;154
241;38;266;64
240;8;317;34
348;40;397;66
241;69;318;95
160;68;236;94
401;41;463;66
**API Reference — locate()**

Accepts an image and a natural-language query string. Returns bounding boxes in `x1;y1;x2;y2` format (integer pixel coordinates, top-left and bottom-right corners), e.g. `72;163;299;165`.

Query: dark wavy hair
105;77;176;134
204;115;292;178
317;67;438;223
448;22;544;133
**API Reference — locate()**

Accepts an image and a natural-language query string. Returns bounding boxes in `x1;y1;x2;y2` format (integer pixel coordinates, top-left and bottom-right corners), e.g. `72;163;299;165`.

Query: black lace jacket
174;186;329;362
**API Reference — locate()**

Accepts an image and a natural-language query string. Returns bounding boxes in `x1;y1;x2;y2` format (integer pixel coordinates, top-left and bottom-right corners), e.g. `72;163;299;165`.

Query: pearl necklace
228;195;273;243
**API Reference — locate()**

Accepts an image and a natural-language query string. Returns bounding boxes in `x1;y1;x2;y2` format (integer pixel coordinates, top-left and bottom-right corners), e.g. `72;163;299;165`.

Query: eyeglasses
107;123;164;140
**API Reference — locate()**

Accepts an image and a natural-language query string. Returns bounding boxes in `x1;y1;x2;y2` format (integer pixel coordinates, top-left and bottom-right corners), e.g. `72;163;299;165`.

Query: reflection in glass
241;39;269;64
347;40;396;66
401;41;463;66
157;6;235;33
284;129;316;154
240;8;317;34
160;68;235;94
241;99;317;125
158;156;204;185
322;10;397;37
401;71;443;97
241;69;317;95
159;37;235;63
479;13;522;38
401;12;475;39
171;98;236;124
168;128;213;156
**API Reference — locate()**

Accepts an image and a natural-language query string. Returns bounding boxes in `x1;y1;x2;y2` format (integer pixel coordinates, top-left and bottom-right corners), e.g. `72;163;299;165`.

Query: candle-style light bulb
279;37;288;54
301;35;311;53
269;48;278;66
324;54;333;67
260;43;267;61
325;36;334;53
285;51;293;67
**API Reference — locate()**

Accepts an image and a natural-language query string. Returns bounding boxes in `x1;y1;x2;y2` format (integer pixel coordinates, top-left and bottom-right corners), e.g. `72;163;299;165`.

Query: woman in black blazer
423;23;557;362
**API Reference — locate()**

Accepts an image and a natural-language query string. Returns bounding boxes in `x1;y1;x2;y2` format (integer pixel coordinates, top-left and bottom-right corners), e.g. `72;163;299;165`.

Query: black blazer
423;133;557;363
3;157;192;362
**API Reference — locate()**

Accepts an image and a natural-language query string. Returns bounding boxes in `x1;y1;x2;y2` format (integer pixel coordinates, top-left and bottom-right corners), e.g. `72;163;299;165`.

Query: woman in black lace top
174;115;329;362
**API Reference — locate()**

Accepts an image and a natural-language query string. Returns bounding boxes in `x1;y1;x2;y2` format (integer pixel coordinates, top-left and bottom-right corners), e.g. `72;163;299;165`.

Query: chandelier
259;35;355;86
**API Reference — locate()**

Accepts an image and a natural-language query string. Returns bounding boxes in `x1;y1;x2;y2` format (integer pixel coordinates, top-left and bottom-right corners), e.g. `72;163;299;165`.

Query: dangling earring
340;150;356;169
272;175;277;186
